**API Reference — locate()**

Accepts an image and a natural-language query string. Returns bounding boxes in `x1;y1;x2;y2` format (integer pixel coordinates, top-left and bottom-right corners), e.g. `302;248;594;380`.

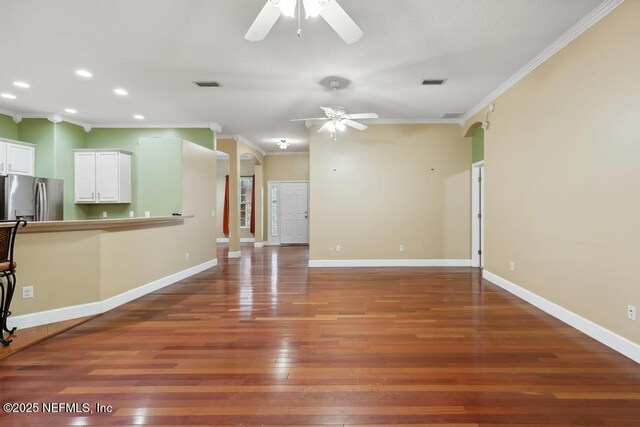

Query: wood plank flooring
1;245;639;425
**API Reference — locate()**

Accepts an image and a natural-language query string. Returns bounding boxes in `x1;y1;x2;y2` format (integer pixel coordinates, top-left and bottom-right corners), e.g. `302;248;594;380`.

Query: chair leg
2;273;17;335
0;277;11;346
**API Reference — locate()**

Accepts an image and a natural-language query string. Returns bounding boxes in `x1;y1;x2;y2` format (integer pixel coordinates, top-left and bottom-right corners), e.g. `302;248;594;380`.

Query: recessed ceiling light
1;93;16;100
133;114;144;120
76;69;93;78
65;108;78;114
114;88;128;96
13;81;30;89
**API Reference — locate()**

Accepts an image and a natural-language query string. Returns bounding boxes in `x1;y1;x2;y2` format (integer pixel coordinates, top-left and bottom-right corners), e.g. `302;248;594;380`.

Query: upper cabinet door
7;143;35;176
96;152;120;202
0;142;7;175
75;152;97;202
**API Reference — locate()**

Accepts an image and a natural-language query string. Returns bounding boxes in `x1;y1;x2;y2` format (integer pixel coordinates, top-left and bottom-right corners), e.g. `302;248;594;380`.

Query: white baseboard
254;242;265;248
264;242;281;247
8;258;218;331
217;238;255;243
483;270;640;364
308;259;471;268
228;251;241;258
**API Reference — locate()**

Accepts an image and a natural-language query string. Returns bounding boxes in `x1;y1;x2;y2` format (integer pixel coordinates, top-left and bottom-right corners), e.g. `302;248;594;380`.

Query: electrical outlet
144;211;150;218
510;261;515;272
185;252;190;261
22;286;33;299
129;211;134;218
102;211;107;218
628;305;637;321
336;245;341;252
399;244;405;252
211;210;215;217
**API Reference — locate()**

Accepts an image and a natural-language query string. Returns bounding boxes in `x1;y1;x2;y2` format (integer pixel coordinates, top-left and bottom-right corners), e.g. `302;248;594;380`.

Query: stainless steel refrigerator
0;175;64;221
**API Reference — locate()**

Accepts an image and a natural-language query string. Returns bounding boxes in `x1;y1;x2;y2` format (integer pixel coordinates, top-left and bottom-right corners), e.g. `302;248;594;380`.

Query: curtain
250;175;256;234
223;175;230;235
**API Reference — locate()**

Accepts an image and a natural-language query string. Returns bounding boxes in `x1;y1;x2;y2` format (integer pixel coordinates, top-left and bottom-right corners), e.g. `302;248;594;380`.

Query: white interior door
280;182;308;244
471;164;485;267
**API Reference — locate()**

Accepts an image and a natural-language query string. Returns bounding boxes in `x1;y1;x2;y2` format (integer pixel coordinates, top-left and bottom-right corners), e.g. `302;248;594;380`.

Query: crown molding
462;0;625;123
265;151;310;157
94;122;214;129
218;134;267;157
0;107;17;117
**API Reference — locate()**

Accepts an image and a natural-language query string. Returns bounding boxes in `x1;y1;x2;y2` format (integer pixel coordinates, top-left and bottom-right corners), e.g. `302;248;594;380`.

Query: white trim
472;160;485;167
94;123;214;129
0;107;16;117
462;0;625;123
228;251;242;258
254;242;265;248
7;259;218;330
483;270;640;364
218;134;267;157
263;242;281;247
101;259;217;312
216;238;254;243
265;151;310;156
309;259;472;268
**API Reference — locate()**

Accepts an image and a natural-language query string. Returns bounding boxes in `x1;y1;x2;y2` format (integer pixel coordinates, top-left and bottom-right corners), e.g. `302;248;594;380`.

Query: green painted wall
0;114;18;139
85;128;213;219
138;137;182;217
5;121;213;220
472;126;484;163
17;119;56;178
55;122;89;220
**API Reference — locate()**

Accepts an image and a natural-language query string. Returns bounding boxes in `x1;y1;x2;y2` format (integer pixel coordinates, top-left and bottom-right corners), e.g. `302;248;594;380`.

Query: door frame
266;180;310;246
471;161;485;268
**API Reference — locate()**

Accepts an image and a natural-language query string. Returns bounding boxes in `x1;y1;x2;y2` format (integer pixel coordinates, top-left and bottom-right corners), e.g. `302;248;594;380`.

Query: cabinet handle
0;163;3;171
92;192;95;199
8;164;11;171
98;192;101;200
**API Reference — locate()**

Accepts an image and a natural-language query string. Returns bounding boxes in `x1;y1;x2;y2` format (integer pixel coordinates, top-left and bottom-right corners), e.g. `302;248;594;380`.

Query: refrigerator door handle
35;182;46;221
42;182;48;220
34;182;41;221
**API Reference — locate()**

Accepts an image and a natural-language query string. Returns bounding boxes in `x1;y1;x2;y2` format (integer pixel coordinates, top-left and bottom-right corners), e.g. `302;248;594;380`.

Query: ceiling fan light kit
277;140;290;150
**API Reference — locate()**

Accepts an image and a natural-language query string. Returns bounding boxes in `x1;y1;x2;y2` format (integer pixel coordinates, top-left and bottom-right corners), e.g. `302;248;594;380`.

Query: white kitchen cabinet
0;139;36;176
74;149;131;204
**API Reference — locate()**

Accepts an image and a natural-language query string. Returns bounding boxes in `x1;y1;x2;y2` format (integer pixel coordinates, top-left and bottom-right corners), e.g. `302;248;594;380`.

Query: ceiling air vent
442;112;463;119
422;79;447;86
194;81;222;87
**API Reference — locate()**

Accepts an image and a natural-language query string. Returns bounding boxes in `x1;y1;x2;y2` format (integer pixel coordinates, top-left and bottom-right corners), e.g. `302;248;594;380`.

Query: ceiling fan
291;107;378;134
290;79;378;137
245;0;364;45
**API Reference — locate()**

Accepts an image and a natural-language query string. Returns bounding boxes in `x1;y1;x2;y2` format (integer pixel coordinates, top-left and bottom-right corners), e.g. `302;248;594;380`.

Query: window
240;176;253;229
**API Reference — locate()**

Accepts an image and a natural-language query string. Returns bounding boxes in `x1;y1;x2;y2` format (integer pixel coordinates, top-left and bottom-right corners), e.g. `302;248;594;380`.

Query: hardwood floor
1;245;639;425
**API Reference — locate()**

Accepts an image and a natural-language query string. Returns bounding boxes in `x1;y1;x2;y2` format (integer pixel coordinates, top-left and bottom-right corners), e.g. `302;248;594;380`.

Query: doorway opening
267;181;309;245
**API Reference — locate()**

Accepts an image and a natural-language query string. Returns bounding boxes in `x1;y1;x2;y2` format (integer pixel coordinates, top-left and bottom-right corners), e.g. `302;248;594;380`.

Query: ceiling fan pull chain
297;0;302;37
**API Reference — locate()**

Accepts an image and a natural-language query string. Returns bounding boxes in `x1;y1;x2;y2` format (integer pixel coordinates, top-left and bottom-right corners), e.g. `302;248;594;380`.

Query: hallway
1;245;640;425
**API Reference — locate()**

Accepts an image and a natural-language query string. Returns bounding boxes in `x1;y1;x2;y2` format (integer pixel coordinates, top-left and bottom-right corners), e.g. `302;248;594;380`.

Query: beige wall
468;1;640;343
11;140;217;316
310;125;470;260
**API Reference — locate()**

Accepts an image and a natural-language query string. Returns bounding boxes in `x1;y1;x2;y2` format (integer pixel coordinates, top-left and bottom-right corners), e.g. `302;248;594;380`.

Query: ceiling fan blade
320;106;336;117
317;122;334;133
245;1;282;42
343;119;368;131
290;118;329;122
319;0;364;45
346;113;379;120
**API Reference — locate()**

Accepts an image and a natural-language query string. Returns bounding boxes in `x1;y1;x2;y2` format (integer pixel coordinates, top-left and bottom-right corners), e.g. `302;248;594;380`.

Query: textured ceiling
0;0;603;152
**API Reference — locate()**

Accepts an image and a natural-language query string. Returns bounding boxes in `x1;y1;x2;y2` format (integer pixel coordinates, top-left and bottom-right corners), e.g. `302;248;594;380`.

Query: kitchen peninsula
1;120;218;332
